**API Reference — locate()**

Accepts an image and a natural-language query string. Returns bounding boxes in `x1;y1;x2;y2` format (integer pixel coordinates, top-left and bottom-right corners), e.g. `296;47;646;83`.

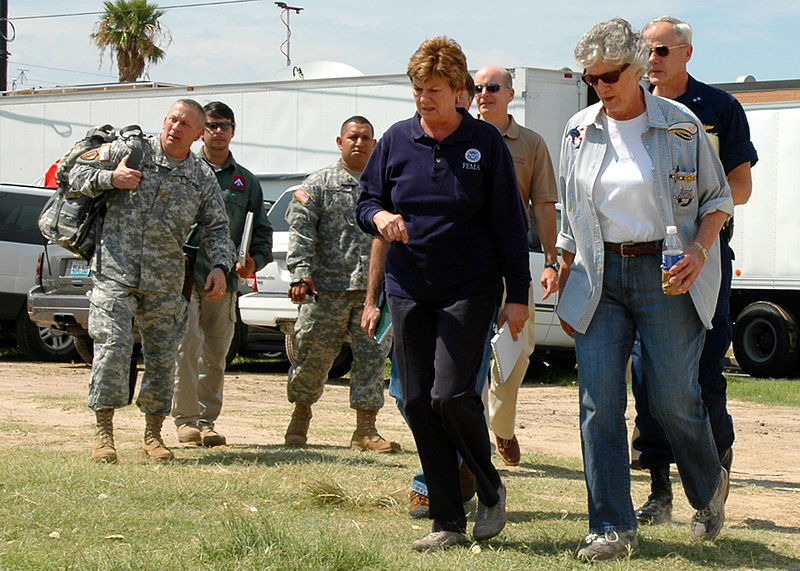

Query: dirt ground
1;358;798;532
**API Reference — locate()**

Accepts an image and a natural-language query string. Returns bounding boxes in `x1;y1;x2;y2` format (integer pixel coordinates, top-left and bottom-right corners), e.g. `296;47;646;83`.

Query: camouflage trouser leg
136;289;189;416
288;290;386;409
88;274;187;415
87;275;138;411
347;295;388;411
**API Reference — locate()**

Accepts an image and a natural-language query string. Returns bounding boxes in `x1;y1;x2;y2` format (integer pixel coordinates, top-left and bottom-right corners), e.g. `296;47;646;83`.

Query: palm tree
91;0;172;83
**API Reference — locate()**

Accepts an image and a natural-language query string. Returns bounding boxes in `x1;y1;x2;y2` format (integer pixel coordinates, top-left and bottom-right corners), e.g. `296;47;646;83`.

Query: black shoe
635;492;673;524
635;465;673;525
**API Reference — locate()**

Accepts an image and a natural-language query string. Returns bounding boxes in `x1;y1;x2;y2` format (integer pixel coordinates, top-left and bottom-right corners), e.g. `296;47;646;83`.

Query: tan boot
142;414;174;461
91;408;117;463
284;403;312;447
350;409;401;453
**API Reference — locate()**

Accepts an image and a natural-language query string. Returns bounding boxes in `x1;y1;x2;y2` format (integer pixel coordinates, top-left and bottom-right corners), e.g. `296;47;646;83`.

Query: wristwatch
544;262;559;272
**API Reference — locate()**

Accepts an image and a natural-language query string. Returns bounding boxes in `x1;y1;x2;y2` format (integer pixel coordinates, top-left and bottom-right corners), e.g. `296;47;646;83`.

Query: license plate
68;259;90;278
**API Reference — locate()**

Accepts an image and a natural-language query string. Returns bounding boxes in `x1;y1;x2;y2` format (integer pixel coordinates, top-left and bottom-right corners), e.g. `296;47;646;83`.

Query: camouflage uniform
286;161;387;410
70;135;236;415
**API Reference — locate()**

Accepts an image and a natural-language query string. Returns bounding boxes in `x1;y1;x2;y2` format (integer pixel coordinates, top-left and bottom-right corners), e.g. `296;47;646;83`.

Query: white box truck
719;79;800;378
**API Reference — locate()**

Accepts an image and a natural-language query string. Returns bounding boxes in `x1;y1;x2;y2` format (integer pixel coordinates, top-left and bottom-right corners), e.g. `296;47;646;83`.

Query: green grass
726;375;800;407
1;446;797;569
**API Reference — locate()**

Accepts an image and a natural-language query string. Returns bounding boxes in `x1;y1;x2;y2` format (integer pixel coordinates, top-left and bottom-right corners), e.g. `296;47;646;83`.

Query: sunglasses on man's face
649;43;689;57
204;121;234;131
475;83;502;93
580;63;630;87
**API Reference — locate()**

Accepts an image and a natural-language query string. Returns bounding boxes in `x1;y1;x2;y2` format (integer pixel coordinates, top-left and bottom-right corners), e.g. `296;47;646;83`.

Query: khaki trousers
488;285;536;440
172;286;236;428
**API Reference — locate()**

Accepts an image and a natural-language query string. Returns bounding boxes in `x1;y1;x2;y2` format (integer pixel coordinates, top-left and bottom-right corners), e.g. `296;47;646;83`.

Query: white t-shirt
593;112;663;243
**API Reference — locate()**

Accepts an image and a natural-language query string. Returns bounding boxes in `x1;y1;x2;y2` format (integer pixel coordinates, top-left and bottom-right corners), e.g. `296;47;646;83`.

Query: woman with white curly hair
555;18;733;561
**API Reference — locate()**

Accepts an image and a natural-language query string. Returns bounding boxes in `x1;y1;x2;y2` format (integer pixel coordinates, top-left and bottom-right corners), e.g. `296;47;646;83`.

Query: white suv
239;186;575;372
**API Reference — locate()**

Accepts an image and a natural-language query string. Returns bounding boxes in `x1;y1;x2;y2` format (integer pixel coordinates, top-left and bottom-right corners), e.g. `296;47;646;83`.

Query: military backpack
38;124;144;261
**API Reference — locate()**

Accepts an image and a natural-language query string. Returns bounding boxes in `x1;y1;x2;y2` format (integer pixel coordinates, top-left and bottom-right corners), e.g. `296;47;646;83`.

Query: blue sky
5;1;799;89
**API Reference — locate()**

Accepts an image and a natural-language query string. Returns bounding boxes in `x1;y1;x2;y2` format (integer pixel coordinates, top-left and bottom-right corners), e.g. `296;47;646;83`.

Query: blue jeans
389;307;497;499
632;239;735;467
574;252;721;534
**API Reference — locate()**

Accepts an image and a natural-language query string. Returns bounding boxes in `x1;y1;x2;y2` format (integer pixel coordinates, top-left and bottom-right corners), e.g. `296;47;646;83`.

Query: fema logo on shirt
465;148;481;163
232;175;247;190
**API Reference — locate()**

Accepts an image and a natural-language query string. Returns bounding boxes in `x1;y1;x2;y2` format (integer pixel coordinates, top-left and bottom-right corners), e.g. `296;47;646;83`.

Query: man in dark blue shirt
631;16;758;525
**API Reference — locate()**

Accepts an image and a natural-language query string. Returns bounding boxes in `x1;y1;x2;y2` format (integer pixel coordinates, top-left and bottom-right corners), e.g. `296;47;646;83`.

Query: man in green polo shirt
172;101;273;446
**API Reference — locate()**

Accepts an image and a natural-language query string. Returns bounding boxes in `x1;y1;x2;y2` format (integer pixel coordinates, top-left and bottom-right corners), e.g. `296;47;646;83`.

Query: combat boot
350;409;401;453
284;403;312;447
635;465;673;524
142;414;174;461
91;408;117;464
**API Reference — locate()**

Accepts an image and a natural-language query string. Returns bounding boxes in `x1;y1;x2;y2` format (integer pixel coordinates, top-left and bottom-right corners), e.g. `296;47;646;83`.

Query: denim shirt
556;88;733;333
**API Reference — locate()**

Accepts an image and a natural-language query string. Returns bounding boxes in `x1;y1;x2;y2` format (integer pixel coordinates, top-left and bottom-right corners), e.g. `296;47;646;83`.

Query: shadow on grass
501;461;585;480
478;534;800;567
741;518;800;535
181;444;415;468
638;536;800;568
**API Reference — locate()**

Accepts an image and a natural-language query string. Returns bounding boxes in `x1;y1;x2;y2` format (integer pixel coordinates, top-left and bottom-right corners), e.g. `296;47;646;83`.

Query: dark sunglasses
580;63;630;87
205;121;234;131
475;83;503;93
649;43;689;57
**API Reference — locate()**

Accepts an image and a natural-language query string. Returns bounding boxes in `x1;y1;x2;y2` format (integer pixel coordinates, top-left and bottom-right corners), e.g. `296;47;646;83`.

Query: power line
10;61;116;79
12;0;262;21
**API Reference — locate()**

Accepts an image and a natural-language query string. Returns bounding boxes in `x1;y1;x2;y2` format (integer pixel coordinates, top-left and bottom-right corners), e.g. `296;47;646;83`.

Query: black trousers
389;293;500;533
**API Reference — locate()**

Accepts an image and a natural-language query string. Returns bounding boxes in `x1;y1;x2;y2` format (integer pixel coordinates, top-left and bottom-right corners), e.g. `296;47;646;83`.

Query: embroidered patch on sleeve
667;122;698;141
293;187;311;204
79;150;99;161
98;143;113;162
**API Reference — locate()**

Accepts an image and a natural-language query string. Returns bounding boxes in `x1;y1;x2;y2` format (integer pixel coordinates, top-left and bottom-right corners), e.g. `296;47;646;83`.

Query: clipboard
490;325;524;384
238;211;254;267
374;290;392;344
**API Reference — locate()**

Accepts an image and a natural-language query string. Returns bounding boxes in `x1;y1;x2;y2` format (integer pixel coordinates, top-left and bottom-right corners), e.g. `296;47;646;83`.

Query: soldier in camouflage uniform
284;116;400;453
70;99;236;463
172;101;273;448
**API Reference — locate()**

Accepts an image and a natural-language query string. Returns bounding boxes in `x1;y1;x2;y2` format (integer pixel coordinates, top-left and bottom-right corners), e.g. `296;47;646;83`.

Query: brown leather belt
603;241;663;257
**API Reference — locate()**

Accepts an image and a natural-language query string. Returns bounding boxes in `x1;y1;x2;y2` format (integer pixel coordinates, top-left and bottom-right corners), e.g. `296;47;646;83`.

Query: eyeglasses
649;43;690;57
475;83;503;93
205;121;234;131
580;63;630;87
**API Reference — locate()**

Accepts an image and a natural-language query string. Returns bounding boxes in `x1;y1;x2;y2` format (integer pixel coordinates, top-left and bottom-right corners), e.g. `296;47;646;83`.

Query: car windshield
267;187;298;233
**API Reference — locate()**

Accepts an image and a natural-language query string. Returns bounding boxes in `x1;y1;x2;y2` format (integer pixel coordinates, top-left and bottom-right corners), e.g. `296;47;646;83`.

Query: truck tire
732;301;799;378
73;335;94;365
15;311;79;362
284;332;353;379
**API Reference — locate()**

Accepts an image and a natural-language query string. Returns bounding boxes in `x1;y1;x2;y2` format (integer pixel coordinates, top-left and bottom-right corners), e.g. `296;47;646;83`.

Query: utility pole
1;0;9;91
275;2;303;67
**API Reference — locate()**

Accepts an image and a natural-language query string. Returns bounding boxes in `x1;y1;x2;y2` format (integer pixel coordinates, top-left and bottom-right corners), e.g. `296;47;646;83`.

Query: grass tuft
306;479;401;510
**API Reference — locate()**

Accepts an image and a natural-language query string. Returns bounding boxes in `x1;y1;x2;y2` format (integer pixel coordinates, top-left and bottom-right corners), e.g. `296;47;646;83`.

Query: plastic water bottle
662;225;683;295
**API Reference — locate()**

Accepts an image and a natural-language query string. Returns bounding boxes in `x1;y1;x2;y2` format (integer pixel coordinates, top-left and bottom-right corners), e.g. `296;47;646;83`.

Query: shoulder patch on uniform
667;122;698;141
293;187;311;204
80;150;99;161
98;143;113;161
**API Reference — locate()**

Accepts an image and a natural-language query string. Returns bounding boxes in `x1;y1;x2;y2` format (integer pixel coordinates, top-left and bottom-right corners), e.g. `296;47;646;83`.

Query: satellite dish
271;60;364;81
736;74;756;83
